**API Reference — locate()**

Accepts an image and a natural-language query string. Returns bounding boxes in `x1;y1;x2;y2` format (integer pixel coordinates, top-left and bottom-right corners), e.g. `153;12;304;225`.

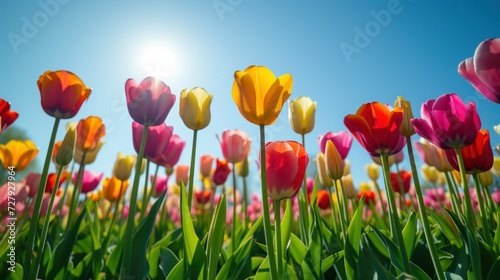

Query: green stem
483;185;497;213
333;181;346;239
472;173;493;245
327;186;341;244
187;129;198;208
299;133;310;245
380;153;411;274
338;179;351;224
395;163;407;214
242;176;249;228
103;180;124;250
274;199;283;278
24;117;60;280
406;137;445;280
139;159;151;221
231;168;239;253
67;154;86;227
121;124;149;278
30;166;64;280
444;171;461;215
259;124;278;280
372;180;387;222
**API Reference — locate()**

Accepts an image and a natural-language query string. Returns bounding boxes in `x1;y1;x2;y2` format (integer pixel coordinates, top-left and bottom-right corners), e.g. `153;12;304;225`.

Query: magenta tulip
132;122;173;159
73;170;103;193
411;93;481;150
458;38;500;104
218;129;252;164
318;131;353;160
151;134;186;168
150;174;168;197
125;77;176;126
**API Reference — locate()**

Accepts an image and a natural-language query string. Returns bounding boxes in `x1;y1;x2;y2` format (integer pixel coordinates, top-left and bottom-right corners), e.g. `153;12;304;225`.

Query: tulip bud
179;87;213;130
343;159;350;176
341;174;357;199
236;156;249;177
325;140;344;181
365;163;379;181
288;96;317;135
113;153;135;181
394;96;416;136
478;171;493;188
316;152;333;188
56;128;76;167
199;154;213;178
492;157;500;177
420;164;438;184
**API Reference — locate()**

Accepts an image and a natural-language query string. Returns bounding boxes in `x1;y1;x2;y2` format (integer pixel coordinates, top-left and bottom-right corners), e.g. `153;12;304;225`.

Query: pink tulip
150;174;168;197
458;38;500;104
0;182;30;212
411;93;481;150
73;170;103;193
22;172;41;198
318;131;353;159
414;138;454;172
199;154;214;178
175;164;189;185
132;122;173;159
218;129;252;164
125;77;176;126
151;134;186;168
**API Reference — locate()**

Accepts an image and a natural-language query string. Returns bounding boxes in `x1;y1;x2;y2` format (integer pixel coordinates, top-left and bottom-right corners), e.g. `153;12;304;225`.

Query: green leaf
371;225;404;273
255;256;299;280
71;252;93;279
166;259;185;280
402;211;417;260
281;199;292;253
488;255;500;280
251;256;265;271
105;243;122;278
180;181;206;280
493;209;500;253
344;197;364;280
159;248;179;279
430;210;462;247
207;195;226;280
85;203;103;279
216;236;254;280
289;233;307;265
242;215;263;243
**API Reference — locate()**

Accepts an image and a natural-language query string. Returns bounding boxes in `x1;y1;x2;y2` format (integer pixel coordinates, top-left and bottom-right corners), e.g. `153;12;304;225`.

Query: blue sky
1;0;499;195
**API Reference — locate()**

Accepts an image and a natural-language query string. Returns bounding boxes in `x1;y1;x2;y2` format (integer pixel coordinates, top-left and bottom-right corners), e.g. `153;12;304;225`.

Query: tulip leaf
251;256;265;271
159;248;179;279
494;209;500;253
242;215;263;243
488;256;500;280
71;252;93;279
402;211;418;260
281;199;292;253
370;225;404;273
85;202;103;279
166;259;185;280
207;195;226;280
344;196;364;280
430;210;462;247
216;236;253;280
255;256;298;280
302;205;323;279
289;233;307;265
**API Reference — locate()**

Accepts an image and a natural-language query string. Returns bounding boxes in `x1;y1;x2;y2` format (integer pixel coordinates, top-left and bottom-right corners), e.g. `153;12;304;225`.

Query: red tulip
358;189;376;205
344;102;406;157
132;122;173;160
315;190;331;210
390;171;412;194
38;70;92;119
444;129;494;174
213;158;231;185
0;98;19;135
265;141;309;201
125;77;175;126
194;189;212;205
45;172;68;193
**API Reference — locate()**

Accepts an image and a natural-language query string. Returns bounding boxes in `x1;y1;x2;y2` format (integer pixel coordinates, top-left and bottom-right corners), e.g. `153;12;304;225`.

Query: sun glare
141;44;178;79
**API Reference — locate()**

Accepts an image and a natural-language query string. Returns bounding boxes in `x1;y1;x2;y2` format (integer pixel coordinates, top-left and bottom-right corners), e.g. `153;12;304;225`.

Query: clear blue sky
1;0;499;194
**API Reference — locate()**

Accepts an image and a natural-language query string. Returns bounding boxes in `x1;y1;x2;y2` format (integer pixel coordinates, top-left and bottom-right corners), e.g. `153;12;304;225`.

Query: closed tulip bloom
102;176;129;203
179;87;213;130
38;70;92;119
113;153;135;181
0;98;19;135
0;139;39;171
56;127;76;167
458;38;500;104
342;174;358;199
478;171;493;188
22;173;41;198
45;172;68;193
150;175;168;197
414;138;454;172
411;93;481;150
232;65;293;125
365;163;380;181
394;96;416;136
265;141;309;201
492;157;500;177
218;129;252;163
289;96;317;134
444;129;494;174
132;122;173;160
125;77;175;126
343;159;351;176
318;131;353;160
315;190;331;210
324;140;344;181
199;154;214;178
151;134;186;168
235;157;249;178
74;140;104;165
344;102;406;157
73;170;103;193
420;164;439;184
76;116;106;152
194;189;212;205
390;171;412;194
213;158;231;185
358;189;376;205
175;164;190;185
316;152;333;188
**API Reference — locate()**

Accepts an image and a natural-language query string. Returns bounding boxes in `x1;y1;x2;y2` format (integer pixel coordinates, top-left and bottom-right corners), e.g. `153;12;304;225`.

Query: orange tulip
102;176;129;203
0;139;39;171
76;116;106;152
38;70;92;119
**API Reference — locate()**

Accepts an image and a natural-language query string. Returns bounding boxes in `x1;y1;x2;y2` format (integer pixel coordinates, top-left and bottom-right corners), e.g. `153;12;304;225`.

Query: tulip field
1;38;500;280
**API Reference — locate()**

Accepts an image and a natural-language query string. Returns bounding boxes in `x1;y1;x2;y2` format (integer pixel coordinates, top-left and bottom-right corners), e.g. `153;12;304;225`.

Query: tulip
113;153;136;181
288;96;317;134
38;70;92;119
414;138;454;172
390;171;412;194
0;182;29;211
265;141;309;201
132;122;173;160
175;164;189;186
74;140;104;165
411;93;481;150
45;172;68;193
213;158;231;186
358;189;376;205
151;134;185;168
492;157;500;177
232;65;293;125
218;129;252;163
73;170;103;193
344;102;406;157
420;164;439;184
0;98;19;135
150;174;168;197
179;87;213;130
458;38;500;103
324;140;344;181
394;96;416;136
76;116;106;153
51;141;62;166
494;125;500;136
194;189;212;205
315;190;331;210
365;163;380;181
102;176;129;203
318;131;353;159
55;127;76;167
125;77;175;126
478;171;493;188
445;129;494;174
316;152;333;187
0;139;39;171
22;173;41;198
235;157;249;178
342;174;358;199
199;154;214;178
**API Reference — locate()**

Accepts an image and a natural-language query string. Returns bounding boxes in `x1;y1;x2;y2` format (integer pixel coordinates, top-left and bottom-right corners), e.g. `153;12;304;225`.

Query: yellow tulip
365;163;379;181
478;171;493;188
325;140;344;181
492;157;500;177
341;174;357;199
288;96;316;134
235;156;249;178
420;164;438;184
179;87;213;130
232;65;293;125
343;159;351;176
113;153;135;181
0;139;39;171
74;140;104;165
358;181;373;192
394;96;416;136
316;152;333;187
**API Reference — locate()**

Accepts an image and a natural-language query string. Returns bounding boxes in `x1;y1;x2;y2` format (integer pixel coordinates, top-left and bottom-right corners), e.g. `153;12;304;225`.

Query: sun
141;44;178;79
